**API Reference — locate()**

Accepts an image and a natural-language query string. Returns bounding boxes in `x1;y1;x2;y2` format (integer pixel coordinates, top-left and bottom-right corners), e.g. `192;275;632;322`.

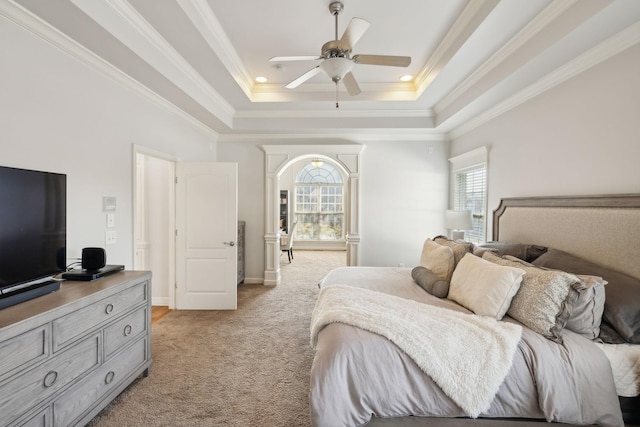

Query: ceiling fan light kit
270;1;411;108
319;57;353;82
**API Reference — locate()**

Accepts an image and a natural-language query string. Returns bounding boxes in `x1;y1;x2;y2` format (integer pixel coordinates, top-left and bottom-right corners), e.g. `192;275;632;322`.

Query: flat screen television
0;165;66;308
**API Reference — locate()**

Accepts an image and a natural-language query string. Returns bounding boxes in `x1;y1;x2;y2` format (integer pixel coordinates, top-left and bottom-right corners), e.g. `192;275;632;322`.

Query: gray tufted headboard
492;194;640;280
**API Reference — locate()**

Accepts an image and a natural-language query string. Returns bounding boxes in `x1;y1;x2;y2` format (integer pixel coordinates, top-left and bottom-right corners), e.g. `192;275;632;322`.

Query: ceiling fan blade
342;71;361;96
338;17;370;51
285;66;322;89
353;54;411;67
270;56;321;62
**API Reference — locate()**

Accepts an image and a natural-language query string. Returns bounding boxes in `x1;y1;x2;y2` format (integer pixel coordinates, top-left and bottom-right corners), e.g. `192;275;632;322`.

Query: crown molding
234;108;433;119
177;0;254;100
436;0;583;115
414;0;499;96
249;81;418;103
70;0;234;127
0;0;219;140
449;20;640;140
219;130;447;144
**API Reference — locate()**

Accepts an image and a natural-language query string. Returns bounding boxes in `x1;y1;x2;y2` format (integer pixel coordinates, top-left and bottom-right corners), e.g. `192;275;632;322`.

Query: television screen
0;166;66;291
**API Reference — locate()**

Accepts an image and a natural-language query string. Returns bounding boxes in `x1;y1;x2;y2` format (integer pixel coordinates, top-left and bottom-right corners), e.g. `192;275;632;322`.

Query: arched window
295;161;344;241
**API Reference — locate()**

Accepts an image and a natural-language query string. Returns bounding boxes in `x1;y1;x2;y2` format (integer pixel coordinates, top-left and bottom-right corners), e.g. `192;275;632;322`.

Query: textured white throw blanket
310;285;523;417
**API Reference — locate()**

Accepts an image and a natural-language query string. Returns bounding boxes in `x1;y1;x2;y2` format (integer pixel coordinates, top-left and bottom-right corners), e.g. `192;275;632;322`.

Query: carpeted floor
87;250;346;427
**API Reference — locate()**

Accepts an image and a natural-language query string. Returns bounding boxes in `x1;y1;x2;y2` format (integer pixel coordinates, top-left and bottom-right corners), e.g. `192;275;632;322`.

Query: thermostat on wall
103;196;116;212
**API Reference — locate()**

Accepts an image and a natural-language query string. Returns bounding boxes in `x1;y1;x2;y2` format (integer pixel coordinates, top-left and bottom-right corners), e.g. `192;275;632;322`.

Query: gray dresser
0;271;152;426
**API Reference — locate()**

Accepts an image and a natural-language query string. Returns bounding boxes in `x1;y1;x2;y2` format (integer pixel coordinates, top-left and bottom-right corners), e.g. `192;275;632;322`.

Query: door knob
224;241;235;247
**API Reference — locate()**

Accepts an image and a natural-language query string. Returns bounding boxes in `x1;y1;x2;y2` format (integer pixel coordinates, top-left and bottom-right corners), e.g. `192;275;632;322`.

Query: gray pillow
503;254;606;340
433;235;475;268
533;249;640;344
566;275;607;340
483;252;580;343
474;242;547;263
411;266;449;298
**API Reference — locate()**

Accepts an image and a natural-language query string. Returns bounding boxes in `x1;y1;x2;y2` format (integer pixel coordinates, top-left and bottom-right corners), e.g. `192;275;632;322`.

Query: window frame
449;147;488;244
294;162;346;241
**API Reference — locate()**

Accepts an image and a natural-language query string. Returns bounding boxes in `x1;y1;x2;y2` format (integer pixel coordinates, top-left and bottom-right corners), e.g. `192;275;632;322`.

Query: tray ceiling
4;0;640;138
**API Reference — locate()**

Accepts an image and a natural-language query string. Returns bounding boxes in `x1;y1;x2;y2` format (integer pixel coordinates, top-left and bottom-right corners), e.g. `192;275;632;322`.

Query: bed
310;194;640;427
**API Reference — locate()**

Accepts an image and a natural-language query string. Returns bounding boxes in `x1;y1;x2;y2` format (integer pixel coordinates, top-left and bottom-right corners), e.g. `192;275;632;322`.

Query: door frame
261;144;365;286
132;144;177;308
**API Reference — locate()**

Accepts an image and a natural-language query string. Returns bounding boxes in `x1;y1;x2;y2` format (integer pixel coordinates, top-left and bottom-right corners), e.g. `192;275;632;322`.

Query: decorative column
337;152;361;267
262;151;289;286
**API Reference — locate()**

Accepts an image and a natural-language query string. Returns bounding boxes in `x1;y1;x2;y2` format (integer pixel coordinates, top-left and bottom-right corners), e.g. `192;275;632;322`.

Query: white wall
360;141;450;267
450;44;640;239
1;16;216;269
217;138;450;276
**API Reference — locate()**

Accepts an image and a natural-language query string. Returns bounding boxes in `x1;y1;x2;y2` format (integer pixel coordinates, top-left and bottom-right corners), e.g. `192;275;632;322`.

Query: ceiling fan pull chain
336;82;339;108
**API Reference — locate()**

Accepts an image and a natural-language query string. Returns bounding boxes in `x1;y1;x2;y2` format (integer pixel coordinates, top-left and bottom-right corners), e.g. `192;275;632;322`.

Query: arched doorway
261;144;364;286
285;158;346;249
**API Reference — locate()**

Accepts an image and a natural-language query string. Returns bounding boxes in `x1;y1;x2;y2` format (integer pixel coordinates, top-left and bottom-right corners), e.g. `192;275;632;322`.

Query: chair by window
282;222;298;263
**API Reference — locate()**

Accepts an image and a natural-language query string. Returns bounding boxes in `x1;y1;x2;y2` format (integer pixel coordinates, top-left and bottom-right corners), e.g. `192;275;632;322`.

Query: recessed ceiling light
400;75;412;82
255;76;268;83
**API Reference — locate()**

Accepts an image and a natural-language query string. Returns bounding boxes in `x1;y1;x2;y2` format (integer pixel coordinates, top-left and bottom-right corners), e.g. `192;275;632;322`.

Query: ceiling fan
270;1;411;107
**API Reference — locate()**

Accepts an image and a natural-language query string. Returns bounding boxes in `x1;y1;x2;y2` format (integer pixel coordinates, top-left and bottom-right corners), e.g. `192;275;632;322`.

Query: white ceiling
6;0;640;138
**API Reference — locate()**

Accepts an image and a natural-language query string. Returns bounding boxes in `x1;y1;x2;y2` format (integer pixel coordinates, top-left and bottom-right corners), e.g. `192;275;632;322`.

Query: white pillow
419;239;455;281
448;253;525;320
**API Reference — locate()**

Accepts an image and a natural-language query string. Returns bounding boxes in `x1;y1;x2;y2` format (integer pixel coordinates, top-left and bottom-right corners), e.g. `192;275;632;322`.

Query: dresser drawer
0;325;48;381
0;334;100;426
52;282;147;351
53;337;148;427
10;406;50;427
103;307;147;359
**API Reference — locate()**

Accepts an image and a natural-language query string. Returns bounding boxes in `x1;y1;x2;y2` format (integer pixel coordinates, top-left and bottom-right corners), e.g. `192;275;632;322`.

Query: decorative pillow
411;266;450;298
448;253;525;320
503;255;607;340
565;275;607;340
598;323;626;344
433;235;475;268
533;249;640;344
483;252;581;343
473;242;548;263
419;238;455;282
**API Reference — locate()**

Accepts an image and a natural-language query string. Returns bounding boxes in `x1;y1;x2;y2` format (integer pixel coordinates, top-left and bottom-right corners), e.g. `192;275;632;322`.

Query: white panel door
176;162;238;310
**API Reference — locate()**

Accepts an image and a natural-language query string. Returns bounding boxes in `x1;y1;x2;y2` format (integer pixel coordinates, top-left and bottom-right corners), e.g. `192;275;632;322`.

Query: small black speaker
82;247;106;271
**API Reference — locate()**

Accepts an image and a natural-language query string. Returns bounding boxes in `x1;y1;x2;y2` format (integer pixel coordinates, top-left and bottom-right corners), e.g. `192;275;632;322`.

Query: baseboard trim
241;278;264;285
152;296;169;306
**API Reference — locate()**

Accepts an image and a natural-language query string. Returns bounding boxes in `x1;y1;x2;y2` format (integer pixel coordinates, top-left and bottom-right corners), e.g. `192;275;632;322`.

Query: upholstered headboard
493;194;640;280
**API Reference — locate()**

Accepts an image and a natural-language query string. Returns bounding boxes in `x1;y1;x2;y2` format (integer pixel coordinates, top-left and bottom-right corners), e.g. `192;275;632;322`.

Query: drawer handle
105;371;115;385
105;303;114;314
43;370;58;388
123;324;133;336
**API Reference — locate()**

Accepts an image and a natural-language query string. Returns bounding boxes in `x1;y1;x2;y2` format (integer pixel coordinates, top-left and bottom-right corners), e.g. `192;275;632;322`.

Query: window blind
454;165;486;244
449;146;488;244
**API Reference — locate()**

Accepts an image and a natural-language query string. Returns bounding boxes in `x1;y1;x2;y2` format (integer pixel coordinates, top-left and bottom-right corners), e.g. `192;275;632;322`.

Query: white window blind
450;147;488;244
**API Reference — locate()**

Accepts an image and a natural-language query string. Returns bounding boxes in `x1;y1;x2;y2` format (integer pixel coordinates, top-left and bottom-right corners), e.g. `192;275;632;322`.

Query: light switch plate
105;230;117;245
106;213;116;228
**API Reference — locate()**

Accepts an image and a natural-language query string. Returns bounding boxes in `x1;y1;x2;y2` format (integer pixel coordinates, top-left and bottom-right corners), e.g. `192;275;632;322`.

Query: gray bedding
311;267;624;427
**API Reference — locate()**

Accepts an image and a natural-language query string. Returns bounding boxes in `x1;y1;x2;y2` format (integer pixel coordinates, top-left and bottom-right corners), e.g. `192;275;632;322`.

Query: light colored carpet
87;250;345;427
